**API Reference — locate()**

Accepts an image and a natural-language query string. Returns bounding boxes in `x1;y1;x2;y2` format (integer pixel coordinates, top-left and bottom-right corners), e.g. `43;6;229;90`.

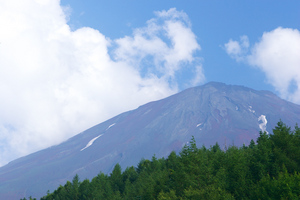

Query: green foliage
253;167;300;199
35;121;300;200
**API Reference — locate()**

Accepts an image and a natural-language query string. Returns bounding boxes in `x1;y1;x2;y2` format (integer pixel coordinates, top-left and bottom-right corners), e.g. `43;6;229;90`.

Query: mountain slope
1;82;300;199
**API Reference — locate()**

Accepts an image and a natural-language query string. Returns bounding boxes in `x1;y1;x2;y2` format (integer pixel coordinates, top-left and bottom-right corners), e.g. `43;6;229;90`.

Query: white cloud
248;27;300;102
114;8;202;86
225;40;242;55
225;27;300;104
0;2;203;165
224;35;249;61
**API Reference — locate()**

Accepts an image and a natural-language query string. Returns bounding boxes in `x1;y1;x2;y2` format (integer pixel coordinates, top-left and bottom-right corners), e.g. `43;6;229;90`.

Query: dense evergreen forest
22;121;300;200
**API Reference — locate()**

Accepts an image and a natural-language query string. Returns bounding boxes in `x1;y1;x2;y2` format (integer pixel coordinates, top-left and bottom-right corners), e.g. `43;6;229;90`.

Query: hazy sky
0;0;299;166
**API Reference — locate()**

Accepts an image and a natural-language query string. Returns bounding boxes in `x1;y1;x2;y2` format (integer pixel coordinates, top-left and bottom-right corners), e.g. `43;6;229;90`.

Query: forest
22;121;300;200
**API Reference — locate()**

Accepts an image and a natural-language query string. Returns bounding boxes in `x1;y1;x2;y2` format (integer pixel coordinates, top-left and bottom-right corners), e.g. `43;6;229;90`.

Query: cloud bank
0;1;203;165
225;27;300;103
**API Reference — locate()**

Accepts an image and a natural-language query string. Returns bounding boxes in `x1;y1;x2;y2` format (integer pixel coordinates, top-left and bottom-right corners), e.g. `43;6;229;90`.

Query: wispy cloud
0;2;203;165
224;27;300;104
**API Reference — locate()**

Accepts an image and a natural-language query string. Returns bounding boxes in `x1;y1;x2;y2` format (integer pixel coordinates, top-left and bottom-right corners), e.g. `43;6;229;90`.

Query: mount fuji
1;82;300;199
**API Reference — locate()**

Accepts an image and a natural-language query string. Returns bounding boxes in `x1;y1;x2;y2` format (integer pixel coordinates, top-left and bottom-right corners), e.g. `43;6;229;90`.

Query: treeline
23;121;300;200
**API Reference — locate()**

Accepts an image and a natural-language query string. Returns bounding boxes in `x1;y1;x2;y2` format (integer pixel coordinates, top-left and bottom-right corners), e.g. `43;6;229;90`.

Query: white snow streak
80;134;103;151
106;123;116;131
80;123;116;151
258;115;268;134
197;123;203;131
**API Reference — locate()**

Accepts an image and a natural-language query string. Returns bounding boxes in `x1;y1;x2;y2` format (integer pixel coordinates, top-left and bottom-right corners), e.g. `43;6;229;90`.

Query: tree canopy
23;121;300;200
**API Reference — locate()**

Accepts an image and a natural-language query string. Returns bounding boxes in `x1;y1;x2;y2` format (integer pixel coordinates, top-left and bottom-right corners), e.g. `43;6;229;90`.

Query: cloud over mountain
225;27;300;104
114;8;202;85
0;1;203;165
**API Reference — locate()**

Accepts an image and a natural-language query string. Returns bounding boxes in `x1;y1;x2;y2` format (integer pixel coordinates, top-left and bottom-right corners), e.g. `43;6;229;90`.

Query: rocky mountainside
1;82;300;199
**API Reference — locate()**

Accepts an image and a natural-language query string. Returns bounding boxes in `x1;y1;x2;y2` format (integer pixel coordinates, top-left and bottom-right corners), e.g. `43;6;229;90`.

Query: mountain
1;82;300;199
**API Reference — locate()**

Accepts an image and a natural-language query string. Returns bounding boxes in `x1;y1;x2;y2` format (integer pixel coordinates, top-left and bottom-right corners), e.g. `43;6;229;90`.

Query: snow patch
258;115;268;134
106;123;116;131
248;106;255;113
197;123;203;130
80;134;103;151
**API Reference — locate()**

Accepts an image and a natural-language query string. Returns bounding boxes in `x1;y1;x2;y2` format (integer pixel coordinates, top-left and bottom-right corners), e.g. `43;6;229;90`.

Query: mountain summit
1;82;300;199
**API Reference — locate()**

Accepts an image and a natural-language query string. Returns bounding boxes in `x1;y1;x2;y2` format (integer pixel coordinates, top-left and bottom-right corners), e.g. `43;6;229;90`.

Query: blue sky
61;0;300;92
0;0;299;165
